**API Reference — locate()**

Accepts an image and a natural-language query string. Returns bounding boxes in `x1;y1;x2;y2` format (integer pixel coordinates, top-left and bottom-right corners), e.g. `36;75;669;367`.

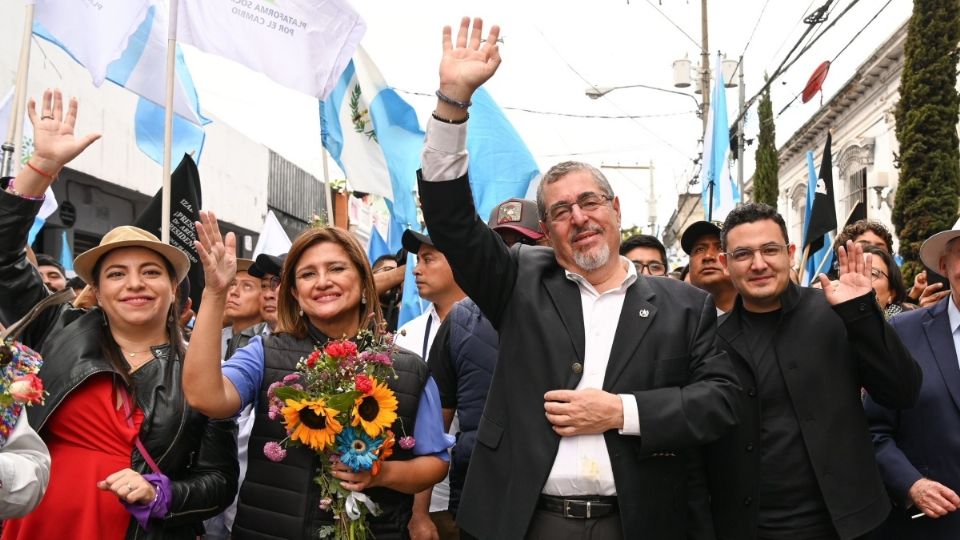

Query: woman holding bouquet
0;90;238;539
184;214;452;539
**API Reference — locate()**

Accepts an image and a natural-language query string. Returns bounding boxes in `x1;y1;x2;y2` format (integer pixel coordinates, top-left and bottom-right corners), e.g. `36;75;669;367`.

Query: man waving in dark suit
416;17;740;540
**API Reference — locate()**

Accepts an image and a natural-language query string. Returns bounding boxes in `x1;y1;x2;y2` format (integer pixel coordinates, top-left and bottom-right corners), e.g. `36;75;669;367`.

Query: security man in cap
682;221;737;314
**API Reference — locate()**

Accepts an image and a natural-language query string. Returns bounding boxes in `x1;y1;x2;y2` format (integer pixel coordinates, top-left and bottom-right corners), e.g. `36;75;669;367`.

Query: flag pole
798;244;811;284
3;3;35;177
321;140;335;227
160;0;179;244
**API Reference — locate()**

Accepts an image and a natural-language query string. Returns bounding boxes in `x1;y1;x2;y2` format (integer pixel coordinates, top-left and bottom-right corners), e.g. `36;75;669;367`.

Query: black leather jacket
0;188;239;539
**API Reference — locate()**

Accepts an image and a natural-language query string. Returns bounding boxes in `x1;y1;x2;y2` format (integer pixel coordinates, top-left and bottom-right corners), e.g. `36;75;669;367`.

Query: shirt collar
564;256;638;296
947;296;960;334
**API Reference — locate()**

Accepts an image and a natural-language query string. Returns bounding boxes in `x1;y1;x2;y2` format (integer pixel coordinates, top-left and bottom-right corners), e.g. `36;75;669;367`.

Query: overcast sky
188;0;913;230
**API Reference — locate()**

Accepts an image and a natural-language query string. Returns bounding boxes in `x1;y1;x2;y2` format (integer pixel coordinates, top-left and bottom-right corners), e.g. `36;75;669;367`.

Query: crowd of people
0;16;958;540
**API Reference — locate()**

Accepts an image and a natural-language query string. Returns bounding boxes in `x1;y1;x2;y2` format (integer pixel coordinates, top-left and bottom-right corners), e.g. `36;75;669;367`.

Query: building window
840;168;867;221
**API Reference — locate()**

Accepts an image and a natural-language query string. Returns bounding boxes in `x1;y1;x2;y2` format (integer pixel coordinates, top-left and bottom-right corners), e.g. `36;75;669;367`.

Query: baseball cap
401;230;434;254
249;253;287;278
680;221;723;255
487;198;544;241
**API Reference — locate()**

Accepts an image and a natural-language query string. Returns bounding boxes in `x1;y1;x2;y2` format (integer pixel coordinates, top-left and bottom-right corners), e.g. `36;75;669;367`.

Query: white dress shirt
0;410;50;519
421;117;642;497
395;304;442;360
946;296;960;369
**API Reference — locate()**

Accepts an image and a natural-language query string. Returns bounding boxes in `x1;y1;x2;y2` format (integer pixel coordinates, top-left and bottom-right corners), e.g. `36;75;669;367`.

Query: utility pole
700;0;710;137
600;162;657;235
737;55;746;198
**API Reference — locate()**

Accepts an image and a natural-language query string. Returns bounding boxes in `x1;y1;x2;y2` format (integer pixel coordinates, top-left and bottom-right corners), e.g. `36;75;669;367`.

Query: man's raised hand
439;17;501;104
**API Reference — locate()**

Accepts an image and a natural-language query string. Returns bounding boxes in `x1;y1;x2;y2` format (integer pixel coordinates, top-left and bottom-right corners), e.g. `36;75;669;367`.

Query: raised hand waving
817;240;873;305
194;211;237;295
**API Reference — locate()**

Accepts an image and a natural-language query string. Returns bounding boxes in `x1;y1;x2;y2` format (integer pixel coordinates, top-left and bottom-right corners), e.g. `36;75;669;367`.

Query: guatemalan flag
700;53;740;221
33;2;208;165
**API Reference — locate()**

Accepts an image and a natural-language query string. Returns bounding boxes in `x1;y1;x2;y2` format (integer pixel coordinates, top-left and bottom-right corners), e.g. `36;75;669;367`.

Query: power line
776;0;893;117
532;25;696;161
394;89;697;119
641;0;701;49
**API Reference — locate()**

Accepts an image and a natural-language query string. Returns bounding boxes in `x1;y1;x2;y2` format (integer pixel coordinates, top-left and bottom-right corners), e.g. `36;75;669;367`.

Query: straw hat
236;258;255;274
73;226;191;285
919;220;960;272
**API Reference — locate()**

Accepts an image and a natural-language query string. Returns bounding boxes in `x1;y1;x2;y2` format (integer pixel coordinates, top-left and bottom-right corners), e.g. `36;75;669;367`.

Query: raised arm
418;18;518;327
0;89;99;333
182;211;244;418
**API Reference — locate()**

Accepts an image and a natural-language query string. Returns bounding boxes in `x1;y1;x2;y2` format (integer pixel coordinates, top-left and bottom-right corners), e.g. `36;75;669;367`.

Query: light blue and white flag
466;88;540;221
59;230;74;277
321;46;424;230
33;0;150;86
802;150;833;285
1;87;57;244
367;225;390;265
700;54;740;221
34;4;209;165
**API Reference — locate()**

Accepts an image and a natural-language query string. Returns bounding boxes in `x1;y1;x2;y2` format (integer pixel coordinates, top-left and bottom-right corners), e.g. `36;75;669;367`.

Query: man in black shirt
702;203;921;540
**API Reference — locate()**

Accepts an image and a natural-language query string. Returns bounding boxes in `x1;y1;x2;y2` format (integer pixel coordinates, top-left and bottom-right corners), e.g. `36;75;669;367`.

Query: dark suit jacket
705;284;921;540
865;298;960;539
418;175;740;540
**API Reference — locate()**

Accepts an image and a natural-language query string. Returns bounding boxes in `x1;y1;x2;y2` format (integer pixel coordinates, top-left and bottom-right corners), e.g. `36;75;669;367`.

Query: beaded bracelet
431;111;469;125
435;89;472;109
4;179;45;201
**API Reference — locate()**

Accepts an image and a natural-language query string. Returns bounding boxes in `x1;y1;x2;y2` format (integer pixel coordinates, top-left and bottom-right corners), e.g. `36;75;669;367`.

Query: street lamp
584;84;702;118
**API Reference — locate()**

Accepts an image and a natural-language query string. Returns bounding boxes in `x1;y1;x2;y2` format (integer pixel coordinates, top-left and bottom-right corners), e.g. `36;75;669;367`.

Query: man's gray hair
535;161;615;221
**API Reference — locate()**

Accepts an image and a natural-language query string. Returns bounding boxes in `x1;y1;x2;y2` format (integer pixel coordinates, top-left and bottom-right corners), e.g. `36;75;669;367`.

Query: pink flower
263;441;287;462
9;374;43;405
282;373;301;383
355;374;374;394
398;436;416;450
319;498;333;511
268;405;281;420
266;381;283;399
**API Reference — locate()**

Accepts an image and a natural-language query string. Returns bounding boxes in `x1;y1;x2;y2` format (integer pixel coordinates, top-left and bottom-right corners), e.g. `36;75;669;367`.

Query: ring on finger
40;115;54;120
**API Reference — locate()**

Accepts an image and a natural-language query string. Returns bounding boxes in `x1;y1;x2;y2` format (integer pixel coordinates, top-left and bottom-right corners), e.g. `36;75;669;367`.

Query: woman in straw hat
0;90;238;540
183;214;452;539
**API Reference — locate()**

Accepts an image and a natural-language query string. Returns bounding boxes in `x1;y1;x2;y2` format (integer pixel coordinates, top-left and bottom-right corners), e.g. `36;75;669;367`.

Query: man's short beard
573;243;611;272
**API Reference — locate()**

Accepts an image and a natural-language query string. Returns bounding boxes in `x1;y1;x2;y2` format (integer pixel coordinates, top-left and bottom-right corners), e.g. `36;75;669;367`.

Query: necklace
120;348;153;358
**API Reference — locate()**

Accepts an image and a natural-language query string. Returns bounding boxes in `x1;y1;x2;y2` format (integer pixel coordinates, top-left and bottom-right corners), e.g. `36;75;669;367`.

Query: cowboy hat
73;226;191;284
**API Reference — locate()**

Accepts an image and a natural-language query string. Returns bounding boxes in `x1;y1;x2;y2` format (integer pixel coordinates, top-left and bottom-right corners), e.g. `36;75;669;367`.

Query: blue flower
336;426;384;472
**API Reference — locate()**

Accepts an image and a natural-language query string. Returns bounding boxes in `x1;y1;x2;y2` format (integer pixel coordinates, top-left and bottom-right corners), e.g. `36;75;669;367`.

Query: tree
893;0;960;280
753;75;779;207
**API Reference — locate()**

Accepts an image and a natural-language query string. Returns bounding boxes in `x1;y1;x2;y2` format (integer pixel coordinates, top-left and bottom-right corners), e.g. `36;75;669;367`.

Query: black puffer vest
232;331;429;540
445;299;497;516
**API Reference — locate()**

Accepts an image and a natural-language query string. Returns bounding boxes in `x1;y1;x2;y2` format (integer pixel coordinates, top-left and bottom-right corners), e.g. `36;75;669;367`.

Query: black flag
804;133;837;253
134;154;204;309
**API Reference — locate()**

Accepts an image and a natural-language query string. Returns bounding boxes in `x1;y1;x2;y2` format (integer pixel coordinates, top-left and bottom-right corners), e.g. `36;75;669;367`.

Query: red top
3;373;144;540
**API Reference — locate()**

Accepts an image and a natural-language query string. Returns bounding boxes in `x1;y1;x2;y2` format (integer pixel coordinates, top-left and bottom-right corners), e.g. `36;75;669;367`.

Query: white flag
177;0;365;99
34;0;151;86
252;210;292;258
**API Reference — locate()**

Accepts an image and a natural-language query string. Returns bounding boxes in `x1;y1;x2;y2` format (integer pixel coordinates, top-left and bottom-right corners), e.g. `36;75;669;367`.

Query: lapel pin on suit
639;309;650;318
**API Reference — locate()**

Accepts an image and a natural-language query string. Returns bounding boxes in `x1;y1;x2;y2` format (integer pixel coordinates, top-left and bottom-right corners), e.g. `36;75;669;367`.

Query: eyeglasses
261;276;281;291
725;243;789;264
870;268;888;282
546;192;613;222
632;260;667;275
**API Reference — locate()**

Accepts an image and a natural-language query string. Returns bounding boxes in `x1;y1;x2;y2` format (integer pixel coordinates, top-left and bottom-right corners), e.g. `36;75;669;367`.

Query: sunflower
282;398;343;451
351;380;398;437
335;426;384;472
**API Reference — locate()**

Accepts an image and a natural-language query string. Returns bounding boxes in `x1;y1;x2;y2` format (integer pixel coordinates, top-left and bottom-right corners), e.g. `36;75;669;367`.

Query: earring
299;308;304;316
361;296;367;305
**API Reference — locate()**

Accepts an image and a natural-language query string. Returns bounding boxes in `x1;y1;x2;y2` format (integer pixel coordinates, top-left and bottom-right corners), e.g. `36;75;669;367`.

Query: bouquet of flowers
0;289;73;446
264;330;414;539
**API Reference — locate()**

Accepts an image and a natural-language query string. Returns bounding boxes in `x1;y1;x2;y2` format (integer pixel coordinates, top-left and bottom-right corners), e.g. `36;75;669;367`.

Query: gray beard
573;242;611;272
